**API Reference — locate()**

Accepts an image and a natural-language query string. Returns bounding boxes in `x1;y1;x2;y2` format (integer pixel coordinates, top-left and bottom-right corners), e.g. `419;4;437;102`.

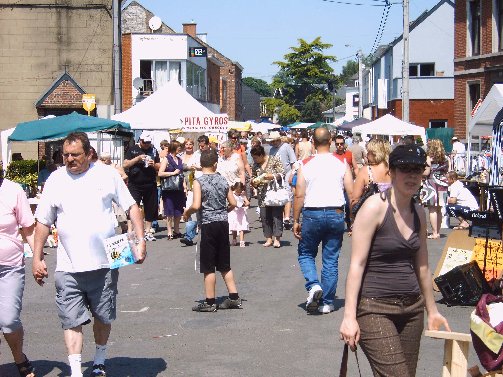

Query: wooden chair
425;330;503;377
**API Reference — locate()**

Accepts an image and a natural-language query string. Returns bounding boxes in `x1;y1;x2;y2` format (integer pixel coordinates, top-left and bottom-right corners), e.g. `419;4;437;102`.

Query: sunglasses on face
396;165;425;174
335;142;345;146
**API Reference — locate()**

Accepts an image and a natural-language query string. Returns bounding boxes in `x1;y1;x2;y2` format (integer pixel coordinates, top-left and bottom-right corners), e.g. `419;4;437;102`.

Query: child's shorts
200;221;231;274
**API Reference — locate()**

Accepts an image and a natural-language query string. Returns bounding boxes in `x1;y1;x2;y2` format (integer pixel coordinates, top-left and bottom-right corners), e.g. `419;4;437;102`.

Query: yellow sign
82;94;96;114
472;239;503;282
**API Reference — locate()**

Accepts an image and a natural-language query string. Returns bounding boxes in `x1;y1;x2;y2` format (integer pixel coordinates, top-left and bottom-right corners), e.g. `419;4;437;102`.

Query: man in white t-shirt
446;171;479;229
32;132;146;377
450;136;466;157
293;127;353;314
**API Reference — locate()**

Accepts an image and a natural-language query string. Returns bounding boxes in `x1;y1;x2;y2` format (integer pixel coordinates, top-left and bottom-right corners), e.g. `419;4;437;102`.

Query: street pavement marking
120;306;149;313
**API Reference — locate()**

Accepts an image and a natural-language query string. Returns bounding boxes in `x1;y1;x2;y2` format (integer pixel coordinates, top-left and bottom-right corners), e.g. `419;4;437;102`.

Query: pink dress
0;179;35;267
228;193;249;232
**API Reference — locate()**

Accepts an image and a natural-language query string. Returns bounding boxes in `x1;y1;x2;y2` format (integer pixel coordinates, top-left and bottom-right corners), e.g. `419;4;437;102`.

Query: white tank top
302;153;347;207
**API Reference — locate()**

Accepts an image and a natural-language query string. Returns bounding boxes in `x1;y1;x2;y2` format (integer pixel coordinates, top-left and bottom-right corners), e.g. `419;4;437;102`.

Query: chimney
182;21;196;38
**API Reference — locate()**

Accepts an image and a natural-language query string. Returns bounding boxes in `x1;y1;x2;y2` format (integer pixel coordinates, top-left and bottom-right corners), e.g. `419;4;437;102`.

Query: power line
370;0;392;53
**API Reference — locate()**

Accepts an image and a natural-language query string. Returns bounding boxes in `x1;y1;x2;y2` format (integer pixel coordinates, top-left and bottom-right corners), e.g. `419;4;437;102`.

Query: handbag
339;344;362;377
351;166;379;218
161;174;183;191
263;176;289;207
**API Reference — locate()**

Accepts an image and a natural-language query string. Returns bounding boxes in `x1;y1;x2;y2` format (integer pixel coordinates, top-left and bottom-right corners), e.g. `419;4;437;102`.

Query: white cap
176;136;186;144
140;131;152;143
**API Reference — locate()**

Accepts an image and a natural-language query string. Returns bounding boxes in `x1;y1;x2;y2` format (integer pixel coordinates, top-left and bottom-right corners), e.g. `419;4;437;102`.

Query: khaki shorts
0;265;25;333
55;268;119;330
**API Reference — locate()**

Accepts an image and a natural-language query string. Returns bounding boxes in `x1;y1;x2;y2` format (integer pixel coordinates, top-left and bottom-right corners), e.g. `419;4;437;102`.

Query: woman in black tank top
340;145;450;377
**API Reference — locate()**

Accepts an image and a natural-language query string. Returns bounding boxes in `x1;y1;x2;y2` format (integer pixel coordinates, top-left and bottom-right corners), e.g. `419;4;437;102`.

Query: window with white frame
186;61;207;101
139;60;181;93
409;63;435;77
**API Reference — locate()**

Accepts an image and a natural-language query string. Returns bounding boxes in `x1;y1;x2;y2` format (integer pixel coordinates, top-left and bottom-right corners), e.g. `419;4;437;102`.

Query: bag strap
367;165;374;184
339;344;362;377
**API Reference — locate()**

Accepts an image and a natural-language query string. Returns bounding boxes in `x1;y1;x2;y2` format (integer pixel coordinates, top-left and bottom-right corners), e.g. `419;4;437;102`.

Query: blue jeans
184;220;197;241
297;208;344;306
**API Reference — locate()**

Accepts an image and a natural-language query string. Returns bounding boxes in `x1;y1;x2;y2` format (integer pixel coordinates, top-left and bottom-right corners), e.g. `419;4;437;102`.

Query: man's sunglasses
335;142;345;146
396;164;425;174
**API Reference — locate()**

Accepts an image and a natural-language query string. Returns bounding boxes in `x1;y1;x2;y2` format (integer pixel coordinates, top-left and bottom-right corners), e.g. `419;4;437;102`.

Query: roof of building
35;72;86;108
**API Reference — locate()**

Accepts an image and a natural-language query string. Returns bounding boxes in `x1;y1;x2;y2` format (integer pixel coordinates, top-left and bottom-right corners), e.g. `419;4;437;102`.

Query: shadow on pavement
83;357;167;377
296;297;345;314
1;359;69;377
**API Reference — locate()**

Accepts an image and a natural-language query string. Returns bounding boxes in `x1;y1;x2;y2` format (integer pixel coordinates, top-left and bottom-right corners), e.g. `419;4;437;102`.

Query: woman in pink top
0;177;36;376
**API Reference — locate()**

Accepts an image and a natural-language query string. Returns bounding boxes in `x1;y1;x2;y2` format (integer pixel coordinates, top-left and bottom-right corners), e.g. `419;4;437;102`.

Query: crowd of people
2;127;478;377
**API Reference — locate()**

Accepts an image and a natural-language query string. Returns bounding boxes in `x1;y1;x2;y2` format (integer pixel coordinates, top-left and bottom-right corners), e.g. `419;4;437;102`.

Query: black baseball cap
389;145;427;167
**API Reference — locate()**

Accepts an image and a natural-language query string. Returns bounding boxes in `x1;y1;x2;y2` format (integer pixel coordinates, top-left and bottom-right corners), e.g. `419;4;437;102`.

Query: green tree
242;77;273;97
278;104;301;125
272;37;337;116
338;59;359;86
301;99;323;123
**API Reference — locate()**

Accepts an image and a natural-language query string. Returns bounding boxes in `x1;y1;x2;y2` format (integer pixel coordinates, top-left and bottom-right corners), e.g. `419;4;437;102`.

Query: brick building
362;0;455;131
122;2;242;120
454;0;503;139
0;0;117;159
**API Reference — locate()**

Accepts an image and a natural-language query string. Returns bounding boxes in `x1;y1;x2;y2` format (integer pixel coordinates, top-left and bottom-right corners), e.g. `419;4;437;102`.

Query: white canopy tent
468;84;503;138
112;80;228;132
352;114;426;141
466;84;503;174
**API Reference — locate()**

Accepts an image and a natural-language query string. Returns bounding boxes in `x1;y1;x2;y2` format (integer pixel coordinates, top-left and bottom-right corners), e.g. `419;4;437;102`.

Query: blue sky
124;0;442;82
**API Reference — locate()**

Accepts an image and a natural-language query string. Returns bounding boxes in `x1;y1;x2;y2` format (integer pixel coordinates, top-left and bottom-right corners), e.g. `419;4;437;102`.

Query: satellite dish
133;77;143;90
148;16;162;31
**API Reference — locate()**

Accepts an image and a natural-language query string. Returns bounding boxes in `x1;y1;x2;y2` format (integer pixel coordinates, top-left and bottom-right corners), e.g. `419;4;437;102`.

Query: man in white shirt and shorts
446;171;479;229
32;132;146;377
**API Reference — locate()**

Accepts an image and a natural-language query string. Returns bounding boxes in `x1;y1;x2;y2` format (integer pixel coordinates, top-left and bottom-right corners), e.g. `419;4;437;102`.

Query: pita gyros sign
182;115;228;132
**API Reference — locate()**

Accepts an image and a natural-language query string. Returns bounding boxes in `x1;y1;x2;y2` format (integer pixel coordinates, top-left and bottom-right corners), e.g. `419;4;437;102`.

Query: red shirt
333;150;353;169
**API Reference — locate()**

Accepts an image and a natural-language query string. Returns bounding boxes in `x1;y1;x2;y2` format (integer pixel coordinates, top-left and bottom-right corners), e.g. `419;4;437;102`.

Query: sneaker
90;364;106;377
240;241;246;248
306;285;323;313
219;297;242;309
180;238;194;246
144;232;156;242
192;302;217;312
318;304;335;314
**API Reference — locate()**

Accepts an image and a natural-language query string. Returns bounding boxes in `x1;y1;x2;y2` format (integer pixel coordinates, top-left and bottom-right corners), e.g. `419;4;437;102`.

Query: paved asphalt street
1;202;481;377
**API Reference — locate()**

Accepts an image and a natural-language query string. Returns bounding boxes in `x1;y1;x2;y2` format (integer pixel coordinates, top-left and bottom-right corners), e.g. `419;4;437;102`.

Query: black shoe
192;302;217;312
173;232;183;239
180;238;194;246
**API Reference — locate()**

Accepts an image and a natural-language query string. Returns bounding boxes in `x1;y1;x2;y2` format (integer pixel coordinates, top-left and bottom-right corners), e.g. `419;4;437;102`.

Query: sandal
427;234;441;239
273;241;281;248
453;225;469;230
167;234;174;240
16;354;35;377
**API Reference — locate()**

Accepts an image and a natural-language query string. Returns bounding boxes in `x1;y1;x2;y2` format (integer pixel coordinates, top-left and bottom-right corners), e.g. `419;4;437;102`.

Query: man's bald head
313;127;331;147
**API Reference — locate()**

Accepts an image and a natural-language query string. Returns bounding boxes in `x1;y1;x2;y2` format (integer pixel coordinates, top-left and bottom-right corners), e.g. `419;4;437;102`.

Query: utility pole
357;50;363;118
402;0;410;122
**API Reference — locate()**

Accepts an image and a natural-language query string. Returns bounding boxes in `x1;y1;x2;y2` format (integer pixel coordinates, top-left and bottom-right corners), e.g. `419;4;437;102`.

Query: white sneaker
318;304;335;314
306;285;323;313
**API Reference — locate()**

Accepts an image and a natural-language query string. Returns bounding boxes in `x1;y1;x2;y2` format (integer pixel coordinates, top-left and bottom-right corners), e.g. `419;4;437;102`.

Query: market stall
351;114;426;142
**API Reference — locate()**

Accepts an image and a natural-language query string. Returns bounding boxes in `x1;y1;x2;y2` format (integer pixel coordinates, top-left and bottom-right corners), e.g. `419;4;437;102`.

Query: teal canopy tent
9;112;131;142
285;121;302;128
307;121;337;131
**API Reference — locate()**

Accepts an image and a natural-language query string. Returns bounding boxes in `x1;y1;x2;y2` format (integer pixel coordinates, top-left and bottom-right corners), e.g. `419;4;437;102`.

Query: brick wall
378;98;454;131
454;0;503;138
122;34;133;110
39;81;83;108
207;60;220;106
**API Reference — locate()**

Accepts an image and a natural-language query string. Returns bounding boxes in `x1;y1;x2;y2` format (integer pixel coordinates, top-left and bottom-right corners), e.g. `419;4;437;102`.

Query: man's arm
293;167;306;240
343;163;354;207
123;153;144;169
32;222;50;286
128;204;146;263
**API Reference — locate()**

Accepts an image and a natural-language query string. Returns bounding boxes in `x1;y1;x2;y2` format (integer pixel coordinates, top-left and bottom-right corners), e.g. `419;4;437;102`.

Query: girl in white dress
228;182;249;247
